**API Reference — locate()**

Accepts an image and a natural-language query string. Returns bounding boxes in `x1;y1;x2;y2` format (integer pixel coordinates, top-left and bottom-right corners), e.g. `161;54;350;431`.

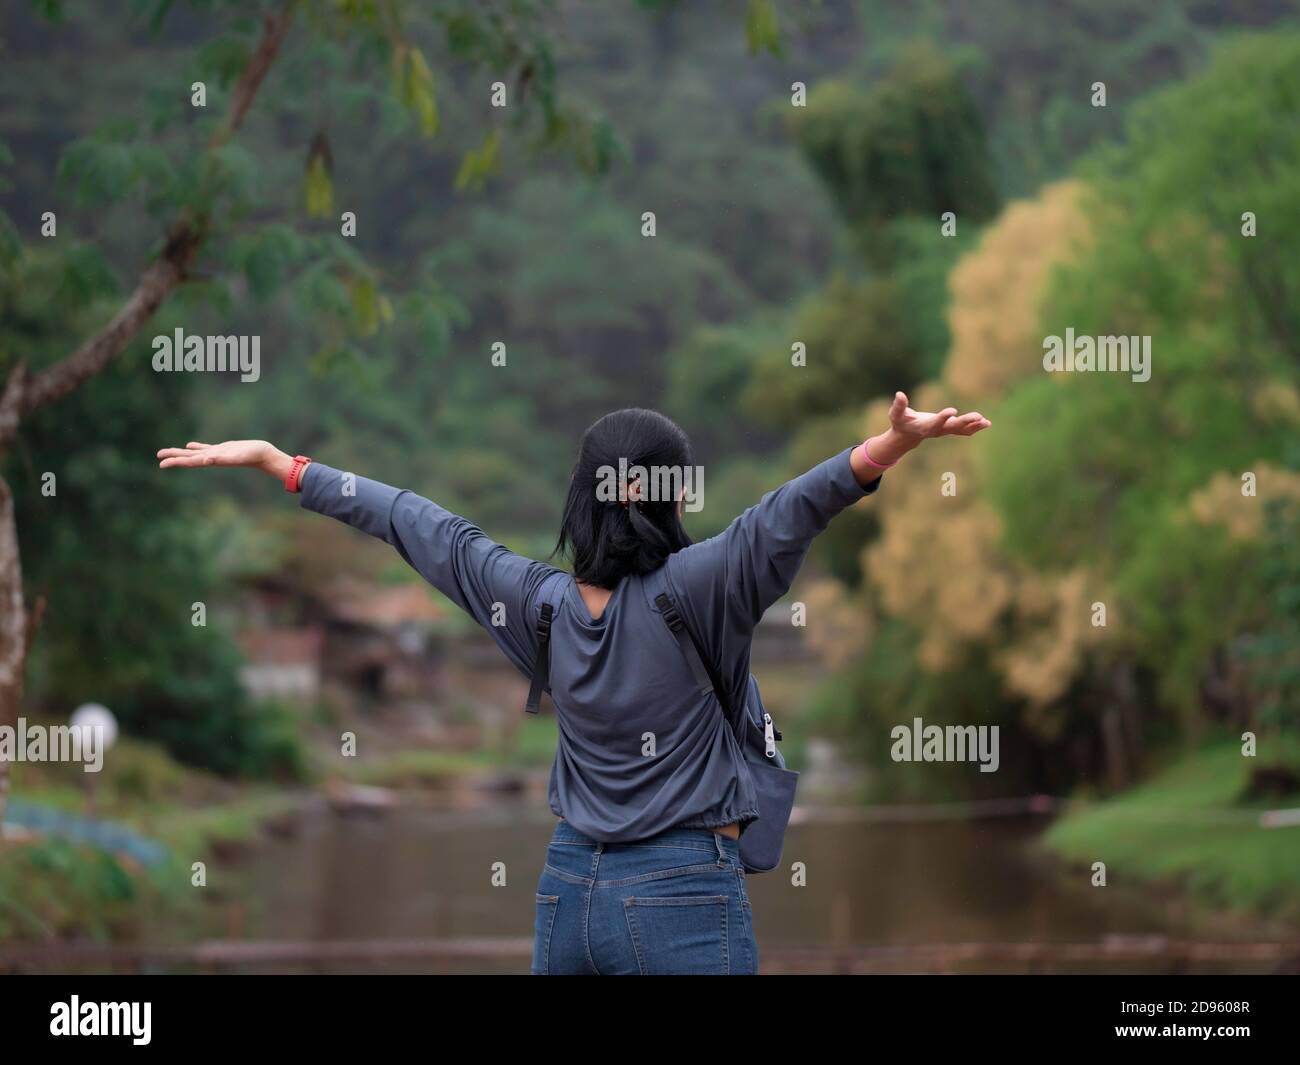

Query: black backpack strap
653;590;749;745
654;592;719;704
524;602;554;715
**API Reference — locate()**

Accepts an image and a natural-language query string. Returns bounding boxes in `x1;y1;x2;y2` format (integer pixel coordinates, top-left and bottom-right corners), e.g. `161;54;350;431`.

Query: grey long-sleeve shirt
299;446;881;841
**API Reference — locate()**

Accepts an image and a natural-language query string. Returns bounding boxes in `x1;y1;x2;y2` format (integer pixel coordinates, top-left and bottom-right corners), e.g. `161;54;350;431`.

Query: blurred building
234;576;446;706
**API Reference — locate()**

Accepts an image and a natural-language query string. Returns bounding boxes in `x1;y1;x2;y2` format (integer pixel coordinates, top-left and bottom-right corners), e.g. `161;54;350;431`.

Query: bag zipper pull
763;713;777;758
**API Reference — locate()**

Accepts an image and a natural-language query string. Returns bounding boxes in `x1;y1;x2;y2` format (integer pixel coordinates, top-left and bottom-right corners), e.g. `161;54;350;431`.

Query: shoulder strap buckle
524;603;554;714
654;593;683;632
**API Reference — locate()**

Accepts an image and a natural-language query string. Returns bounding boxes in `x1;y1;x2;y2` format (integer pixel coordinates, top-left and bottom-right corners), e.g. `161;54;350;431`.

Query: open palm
888;391;990;441
156;440;270;470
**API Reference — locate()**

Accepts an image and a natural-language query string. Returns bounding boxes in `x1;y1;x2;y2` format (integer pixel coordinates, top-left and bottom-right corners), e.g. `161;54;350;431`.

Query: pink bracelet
859;439;897;470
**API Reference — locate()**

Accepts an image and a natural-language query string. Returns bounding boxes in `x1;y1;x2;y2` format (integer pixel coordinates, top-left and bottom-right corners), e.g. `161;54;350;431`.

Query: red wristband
859;440;896;470
285;455;312;493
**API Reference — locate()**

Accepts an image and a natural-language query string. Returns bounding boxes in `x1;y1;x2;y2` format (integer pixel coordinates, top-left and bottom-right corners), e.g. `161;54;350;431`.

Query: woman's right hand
156;440;294;482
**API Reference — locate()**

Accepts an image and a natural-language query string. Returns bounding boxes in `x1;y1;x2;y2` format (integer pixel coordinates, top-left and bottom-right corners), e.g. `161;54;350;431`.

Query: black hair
554;408;695;588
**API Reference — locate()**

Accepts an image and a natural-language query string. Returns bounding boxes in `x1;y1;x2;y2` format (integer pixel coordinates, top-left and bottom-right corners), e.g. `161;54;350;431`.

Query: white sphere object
70;703;118;750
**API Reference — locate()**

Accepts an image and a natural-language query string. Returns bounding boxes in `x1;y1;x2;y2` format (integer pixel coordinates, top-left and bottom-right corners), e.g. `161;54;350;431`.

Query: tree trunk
1100;706;1128;793
0;475;26;826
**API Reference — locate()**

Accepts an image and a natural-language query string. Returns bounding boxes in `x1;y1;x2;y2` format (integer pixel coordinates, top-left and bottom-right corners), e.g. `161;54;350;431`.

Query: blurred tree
2;248;302;777
742;43;996;506
857;34;1300;792
987;32;1300;728
665;319;783;460
787;42;999;270
861;182;1128;783
0;0;761;805
1236;467;1300;737
744;276;920;429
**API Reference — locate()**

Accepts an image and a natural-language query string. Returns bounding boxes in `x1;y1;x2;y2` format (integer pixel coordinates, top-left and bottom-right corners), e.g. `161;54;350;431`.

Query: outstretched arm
156;440;560;677
667;391;990;670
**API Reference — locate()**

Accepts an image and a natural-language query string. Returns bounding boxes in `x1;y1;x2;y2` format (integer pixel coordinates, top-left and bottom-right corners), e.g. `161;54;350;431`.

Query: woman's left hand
850;391;991;486
888;391;990;443
156;439;295;482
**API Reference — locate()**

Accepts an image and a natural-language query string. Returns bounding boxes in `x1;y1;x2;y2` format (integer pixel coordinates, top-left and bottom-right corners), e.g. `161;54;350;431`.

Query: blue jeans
532;820;758;975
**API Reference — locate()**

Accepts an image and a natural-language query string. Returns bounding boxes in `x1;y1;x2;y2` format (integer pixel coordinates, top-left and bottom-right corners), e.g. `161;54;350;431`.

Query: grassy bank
0;736;306;944
0;713;560;946
1043;736;1300;922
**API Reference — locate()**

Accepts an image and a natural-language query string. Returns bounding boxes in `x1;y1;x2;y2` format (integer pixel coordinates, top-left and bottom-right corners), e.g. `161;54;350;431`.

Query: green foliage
235;222;308;301
889;217;978;379
666;320;782;459
985;32;1300;717
0;139;21;273
54;242;118;305
750;44;993;440
1044;736;1300;919
0;209;24;273
789;42;999;267
348;274;395;336
303;152;333;218
745;276;921;430
196;35;251;89
57;132;177;210
6;0;1298;808
1;248;306;780
454;128;501;192
745;0;781;56
391;43;439;136
854;0;1218;197
0;840;137;941
807;617;1036;800
1236;462;1300;730
29;0;63;24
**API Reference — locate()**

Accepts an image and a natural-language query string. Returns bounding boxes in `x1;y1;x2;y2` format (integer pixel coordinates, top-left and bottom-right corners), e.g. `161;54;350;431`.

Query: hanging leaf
349;276;381;335
304;153;333;217
303;131;334;219
407;49;439;135
391;44;439;136
389;41;409;99
454;129;501;192
745;0;781;56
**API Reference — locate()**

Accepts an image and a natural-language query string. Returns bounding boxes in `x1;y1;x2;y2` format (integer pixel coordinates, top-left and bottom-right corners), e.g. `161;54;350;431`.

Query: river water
216;797;1283;974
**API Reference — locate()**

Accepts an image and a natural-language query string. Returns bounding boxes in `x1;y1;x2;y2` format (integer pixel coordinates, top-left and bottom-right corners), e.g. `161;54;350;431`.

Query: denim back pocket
623;894;730;975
